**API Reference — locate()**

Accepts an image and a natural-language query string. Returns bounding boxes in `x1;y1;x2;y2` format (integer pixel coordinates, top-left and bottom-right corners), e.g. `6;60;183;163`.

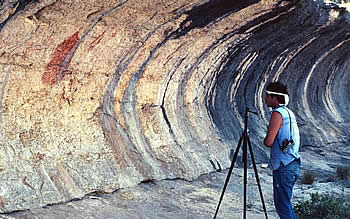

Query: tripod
213;108;268;219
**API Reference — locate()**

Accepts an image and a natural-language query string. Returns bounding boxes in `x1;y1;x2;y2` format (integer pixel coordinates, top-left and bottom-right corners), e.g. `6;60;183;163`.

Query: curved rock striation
0;0;349;213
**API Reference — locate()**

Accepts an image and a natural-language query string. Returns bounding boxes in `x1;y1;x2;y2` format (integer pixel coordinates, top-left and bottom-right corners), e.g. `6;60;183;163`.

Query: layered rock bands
0;0;349;213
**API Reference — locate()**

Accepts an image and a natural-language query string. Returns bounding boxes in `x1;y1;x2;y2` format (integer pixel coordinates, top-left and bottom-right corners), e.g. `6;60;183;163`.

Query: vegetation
301;170;316;185
336;166;350;180
294;193;350;219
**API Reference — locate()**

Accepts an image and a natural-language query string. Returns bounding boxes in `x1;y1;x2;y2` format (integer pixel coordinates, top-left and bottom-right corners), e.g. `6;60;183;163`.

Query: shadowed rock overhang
0;0;349;213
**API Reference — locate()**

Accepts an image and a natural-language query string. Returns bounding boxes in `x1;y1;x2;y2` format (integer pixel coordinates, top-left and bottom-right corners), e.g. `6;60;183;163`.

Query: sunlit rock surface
0;0;349;213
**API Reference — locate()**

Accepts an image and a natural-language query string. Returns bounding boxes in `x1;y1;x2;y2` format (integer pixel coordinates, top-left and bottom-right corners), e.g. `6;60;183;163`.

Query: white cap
266;90;289;106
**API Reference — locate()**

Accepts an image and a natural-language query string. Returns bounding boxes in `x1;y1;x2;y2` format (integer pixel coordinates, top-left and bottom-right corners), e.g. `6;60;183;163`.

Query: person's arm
264;111;283;147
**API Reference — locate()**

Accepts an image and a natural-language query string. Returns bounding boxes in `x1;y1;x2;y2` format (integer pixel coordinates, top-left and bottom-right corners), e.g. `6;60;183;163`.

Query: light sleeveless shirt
269;105;300;170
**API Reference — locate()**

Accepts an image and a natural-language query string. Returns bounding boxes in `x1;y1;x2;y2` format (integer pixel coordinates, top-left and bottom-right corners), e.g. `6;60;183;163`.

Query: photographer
263;82;301;219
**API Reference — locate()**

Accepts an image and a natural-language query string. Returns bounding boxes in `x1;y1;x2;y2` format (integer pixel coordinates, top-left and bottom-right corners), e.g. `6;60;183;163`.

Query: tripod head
243;108;258;135
245;107;258;116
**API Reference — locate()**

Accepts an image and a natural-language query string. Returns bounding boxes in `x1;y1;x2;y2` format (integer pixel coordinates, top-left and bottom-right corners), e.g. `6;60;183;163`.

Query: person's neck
271;102;280;109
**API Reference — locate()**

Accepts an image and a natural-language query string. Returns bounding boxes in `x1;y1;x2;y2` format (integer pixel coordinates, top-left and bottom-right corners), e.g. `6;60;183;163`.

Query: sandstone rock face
0;0;349;213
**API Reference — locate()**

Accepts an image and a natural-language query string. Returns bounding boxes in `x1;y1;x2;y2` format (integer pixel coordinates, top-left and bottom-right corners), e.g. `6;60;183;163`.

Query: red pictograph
88;31;105;51
42;31;80;86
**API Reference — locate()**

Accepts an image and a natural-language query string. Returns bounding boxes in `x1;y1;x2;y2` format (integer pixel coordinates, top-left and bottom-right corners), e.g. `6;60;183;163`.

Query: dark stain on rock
0;0;39;33
174;0;259;38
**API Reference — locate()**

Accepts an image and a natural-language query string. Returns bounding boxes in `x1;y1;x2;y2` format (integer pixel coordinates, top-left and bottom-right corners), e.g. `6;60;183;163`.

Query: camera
280;139;294;152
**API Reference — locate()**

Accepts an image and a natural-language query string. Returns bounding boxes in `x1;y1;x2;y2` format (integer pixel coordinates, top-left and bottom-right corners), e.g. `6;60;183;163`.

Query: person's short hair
266;82;288;104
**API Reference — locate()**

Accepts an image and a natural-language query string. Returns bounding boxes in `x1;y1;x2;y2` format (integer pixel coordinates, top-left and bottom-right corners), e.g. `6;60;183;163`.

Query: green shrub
336;166;350;180
327;174;337;182
294;192;350;218
301;171;316;185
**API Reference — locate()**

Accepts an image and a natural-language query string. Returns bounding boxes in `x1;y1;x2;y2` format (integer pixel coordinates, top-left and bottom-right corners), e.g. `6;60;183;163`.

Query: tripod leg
247;136;269;219
243;134;248;219
213;135;243;219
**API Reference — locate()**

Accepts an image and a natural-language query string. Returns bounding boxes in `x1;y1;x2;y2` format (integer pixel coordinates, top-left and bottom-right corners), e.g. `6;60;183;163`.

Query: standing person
263;82;301;219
